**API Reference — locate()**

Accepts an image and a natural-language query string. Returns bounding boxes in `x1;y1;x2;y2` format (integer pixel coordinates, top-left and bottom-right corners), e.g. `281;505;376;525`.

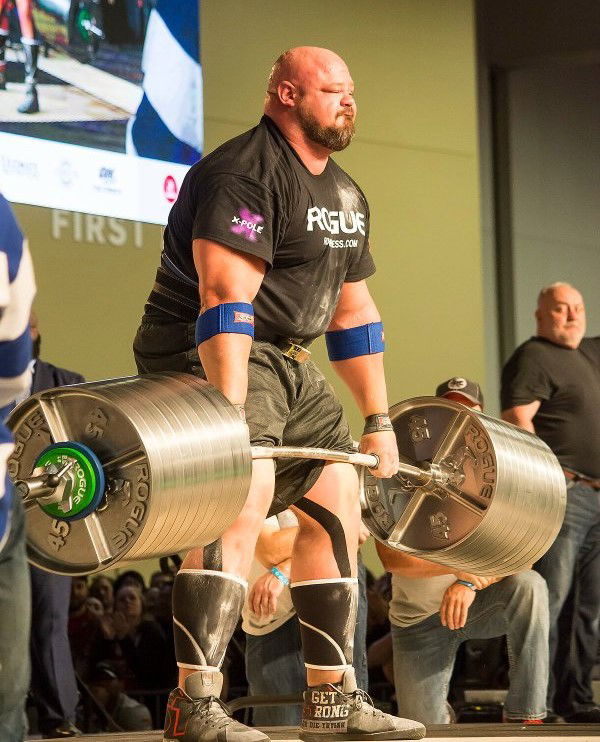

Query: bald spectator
502;282;600;723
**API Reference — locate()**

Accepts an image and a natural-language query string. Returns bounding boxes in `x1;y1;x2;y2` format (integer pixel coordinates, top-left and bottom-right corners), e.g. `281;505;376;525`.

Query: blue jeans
244;558;369;726
0;494;31;742
534;482;600;716
391;571;549;724
246;616;305;726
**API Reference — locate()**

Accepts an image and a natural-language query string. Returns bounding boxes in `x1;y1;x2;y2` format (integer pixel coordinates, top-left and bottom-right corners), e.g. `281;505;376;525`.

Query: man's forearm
331;353;390;417
198;333;253;405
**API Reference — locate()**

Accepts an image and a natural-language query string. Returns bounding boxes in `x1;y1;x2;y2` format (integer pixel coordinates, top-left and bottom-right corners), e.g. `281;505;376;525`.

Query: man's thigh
576;493;600;608
460;573;544;640
535;515;582;613
268;359;353;516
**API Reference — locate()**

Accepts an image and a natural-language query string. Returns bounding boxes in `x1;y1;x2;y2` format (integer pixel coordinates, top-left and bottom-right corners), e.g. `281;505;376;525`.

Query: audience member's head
536;282;585;349
88;662;152;731
435;376;484;412
150;570;174;590
85;596;104;618
113;570;146;596
89;575;114;613
88;662;123;711
114;584;145;625
70;576;89;613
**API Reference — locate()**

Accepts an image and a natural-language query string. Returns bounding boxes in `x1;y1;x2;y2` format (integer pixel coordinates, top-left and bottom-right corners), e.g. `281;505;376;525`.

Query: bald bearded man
134;47;425;742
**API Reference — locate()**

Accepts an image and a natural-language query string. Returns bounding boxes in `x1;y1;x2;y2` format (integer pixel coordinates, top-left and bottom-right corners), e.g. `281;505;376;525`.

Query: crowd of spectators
66;568;177;731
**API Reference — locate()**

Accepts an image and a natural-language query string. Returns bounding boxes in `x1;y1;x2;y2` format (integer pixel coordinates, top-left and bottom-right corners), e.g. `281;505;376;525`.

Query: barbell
6;373;566;576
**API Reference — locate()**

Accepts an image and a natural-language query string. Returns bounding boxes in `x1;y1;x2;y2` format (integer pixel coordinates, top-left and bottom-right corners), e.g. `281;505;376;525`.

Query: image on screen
0;0;203;223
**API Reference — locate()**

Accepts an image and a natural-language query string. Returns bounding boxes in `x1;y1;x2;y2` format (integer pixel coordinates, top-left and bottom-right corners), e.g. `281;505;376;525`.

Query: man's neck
265;112;330;175
536;333;581;350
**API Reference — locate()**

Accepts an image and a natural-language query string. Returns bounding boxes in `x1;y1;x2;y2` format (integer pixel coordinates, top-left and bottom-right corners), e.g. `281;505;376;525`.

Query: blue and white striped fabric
126;0;203;165
0;194;36;551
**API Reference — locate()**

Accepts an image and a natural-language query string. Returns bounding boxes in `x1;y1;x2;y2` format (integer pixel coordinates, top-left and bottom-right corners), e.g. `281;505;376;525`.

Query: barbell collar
15;460;75;503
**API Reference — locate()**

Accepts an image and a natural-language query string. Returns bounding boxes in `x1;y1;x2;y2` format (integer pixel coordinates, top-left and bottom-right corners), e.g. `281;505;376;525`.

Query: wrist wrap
456;579;476;591
195;302;254;345
325;322;384;362
363;413;393;435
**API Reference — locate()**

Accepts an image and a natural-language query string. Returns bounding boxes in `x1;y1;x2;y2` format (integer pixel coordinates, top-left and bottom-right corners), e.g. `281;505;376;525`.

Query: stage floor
42;726;600;741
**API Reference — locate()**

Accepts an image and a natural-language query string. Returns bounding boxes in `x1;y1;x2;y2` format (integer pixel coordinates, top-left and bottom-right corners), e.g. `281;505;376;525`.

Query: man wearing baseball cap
377;376;549;725
435;377;483;410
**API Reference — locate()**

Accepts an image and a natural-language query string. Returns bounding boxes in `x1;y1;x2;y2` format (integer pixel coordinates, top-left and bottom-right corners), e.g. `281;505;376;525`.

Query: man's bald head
267;47;350;95
536;282;586;349
265;46;356;153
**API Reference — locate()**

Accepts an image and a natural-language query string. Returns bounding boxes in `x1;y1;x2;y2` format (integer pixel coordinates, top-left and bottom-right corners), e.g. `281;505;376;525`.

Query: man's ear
278;81;297;108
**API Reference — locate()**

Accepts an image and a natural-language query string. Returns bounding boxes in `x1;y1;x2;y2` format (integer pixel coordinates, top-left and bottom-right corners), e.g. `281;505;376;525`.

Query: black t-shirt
162;115;375;342
501;336;600;477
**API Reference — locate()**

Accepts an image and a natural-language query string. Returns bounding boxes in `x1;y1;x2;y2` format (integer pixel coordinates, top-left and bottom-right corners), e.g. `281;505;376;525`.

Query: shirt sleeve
500;346;553;410
345;239;376;282
192;173;278;267
345;196;375;282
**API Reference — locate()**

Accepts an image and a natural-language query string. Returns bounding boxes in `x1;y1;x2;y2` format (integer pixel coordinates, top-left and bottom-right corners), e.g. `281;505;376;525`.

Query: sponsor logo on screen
94;166;121;195
1;155;38;180
230;208;264;242
163;175;178;203
58;160;77;187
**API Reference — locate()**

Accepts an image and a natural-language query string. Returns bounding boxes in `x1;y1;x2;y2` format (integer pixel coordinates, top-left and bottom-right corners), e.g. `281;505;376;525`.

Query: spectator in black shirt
501;282;600;723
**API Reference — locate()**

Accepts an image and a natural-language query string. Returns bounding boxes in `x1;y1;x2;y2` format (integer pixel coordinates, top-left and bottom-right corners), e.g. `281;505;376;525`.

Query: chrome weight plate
360;397;566;576
7;374;251;575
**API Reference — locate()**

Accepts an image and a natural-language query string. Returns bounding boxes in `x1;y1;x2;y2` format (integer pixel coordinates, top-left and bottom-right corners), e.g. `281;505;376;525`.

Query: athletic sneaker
299;668;425;741
163;670;270;742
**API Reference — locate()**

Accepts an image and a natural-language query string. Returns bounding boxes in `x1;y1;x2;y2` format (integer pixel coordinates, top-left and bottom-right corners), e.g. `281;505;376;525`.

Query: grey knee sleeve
173;569;246;671
290;578;358;670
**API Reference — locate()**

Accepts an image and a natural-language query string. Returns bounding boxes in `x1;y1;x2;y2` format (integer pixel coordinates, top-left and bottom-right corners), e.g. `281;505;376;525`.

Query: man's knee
506;570;549;612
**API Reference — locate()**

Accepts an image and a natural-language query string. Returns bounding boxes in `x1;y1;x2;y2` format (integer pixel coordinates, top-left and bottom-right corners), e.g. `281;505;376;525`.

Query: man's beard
297;105;355;152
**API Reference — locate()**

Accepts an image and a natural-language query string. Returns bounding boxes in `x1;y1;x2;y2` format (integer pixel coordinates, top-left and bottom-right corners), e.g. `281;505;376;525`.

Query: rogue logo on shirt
306;207;366;237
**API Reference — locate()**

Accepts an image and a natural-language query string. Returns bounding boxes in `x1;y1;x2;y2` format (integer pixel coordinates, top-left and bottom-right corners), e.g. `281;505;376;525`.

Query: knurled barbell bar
6;373;566;576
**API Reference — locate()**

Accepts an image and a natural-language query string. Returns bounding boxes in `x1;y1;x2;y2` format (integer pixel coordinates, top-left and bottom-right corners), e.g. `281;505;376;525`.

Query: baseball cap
435;377;484;407
89;661;121;683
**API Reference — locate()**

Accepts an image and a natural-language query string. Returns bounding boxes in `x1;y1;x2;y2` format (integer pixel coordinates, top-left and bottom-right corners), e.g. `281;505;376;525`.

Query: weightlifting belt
149;266;312;362
148;266;199;321
563;468;600;491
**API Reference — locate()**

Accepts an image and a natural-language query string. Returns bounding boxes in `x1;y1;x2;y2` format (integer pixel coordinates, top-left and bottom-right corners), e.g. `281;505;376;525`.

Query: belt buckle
282;341;311;363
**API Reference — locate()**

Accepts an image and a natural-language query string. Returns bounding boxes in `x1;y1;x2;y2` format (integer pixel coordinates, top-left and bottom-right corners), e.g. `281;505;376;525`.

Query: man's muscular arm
327;280;398;478
376;541;498;589
501;400;540;433
192;239;266;404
